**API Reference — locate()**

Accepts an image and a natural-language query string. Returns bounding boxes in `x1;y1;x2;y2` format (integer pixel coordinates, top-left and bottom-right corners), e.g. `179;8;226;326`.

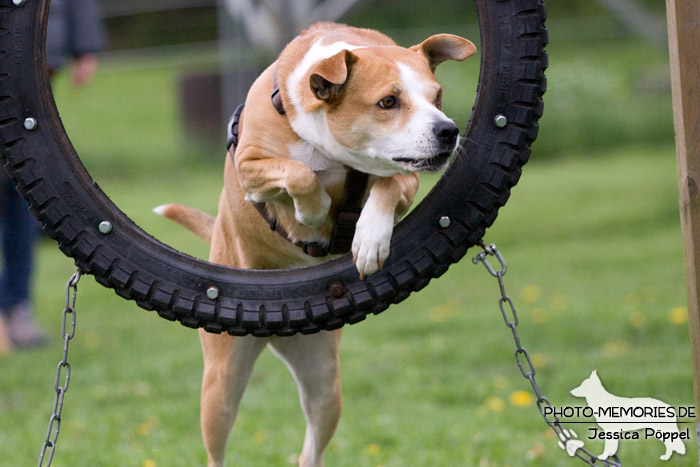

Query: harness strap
226;104;366;258
251;201;330;257
329;169;368;254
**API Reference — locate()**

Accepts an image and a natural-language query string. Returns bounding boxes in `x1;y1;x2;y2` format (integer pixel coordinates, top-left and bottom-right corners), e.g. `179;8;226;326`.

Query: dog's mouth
393;151;452;173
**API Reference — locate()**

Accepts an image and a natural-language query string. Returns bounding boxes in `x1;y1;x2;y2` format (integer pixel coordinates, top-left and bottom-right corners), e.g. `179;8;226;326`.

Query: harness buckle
226;104;245;150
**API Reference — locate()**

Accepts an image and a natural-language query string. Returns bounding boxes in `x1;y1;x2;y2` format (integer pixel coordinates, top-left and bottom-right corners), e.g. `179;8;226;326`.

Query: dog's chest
288;141;348;188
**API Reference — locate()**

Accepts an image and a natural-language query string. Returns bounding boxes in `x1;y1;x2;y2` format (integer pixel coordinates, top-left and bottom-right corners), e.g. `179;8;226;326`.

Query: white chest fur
287;141;348;188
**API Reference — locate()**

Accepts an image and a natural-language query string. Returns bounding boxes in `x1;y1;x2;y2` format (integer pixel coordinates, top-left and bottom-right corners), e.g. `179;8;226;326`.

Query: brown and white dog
157;22;475;467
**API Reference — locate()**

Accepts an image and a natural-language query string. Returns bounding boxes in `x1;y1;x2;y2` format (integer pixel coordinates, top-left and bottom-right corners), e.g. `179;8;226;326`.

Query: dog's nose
434;121;460;146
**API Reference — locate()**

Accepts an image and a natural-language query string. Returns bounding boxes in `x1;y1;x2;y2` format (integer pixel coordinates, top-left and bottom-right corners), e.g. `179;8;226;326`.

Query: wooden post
667;0;700;429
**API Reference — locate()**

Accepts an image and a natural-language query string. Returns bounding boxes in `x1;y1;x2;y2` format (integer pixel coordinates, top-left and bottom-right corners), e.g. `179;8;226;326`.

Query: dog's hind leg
269;330;343;467
200;331;268;467
598;437;619;460
661;435;686;460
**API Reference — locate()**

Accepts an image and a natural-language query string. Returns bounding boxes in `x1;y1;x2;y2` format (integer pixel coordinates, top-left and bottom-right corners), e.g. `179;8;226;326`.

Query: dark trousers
0;173;36;311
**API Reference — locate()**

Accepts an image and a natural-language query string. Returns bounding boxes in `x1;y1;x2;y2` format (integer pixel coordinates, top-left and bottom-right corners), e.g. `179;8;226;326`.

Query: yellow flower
603;340;629;357
509;390;534;407
669;307;688;325
530;353;548;368
549;293;567;312
253;430;267;444
484;396;506;413
526;443;545;460
520;285;543;305
628;311;646;329
137;417;159;437
141;461;156;467
364;444;381;455
428;300;460;323
531;308;548;325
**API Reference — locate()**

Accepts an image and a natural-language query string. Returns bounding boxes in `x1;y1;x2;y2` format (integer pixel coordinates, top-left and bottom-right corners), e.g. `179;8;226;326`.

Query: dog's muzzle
392;152;451;172
393;121;459;172
434;120;460;148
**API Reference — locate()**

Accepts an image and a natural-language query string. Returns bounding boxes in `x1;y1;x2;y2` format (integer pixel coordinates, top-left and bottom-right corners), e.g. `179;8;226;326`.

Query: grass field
0;29;695;467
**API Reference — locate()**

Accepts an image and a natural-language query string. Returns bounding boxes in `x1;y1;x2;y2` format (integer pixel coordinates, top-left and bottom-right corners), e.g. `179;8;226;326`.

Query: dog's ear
309;49;358;103
411;34;476;73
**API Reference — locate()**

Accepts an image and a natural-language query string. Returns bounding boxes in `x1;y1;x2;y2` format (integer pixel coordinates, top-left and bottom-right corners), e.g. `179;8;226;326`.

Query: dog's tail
154;203;214;243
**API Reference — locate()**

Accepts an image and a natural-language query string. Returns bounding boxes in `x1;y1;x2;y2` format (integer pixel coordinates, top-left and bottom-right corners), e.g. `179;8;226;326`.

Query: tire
0;0;547;336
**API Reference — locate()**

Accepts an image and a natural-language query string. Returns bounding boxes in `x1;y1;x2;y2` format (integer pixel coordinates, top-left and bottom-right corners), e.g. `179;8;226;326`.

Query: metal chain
38;269;81;467
473;243;621;466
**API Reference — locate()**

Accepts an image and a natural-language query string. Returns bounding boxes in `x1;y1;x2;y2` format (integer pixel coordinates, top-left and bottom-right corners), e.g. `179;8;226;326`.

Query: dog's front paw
352;204;393;279
294;189;332;228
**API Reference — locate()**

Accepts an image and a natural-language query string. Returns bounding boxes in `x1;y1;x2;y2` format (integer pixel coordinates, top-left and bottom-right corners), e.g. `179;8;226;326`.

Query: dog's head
290;34;476;177
570;370;602;398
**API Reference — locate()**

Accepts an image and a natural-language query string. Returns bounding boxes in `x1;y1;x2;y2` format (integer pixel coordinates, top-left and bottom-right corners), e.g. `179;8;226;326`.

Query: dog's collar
270;68;285;115
226;104;368;258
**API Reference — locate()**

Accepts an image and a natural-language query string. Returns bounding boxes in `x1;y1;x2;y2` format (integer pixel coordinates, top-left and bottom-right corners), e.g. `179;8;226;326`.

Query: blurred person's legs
0;172;46;348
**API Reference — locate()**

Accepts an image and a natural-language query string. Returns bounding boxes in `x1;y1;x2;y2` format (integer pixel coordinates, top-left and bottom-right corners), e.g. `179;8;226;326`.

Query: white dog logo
570;370;687;461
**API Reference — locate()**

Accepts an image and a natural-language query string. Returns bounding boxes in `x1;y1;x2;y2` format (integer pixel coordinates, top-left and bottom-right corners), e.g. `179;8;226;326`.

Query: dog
156;22;475;466
570;370;687;461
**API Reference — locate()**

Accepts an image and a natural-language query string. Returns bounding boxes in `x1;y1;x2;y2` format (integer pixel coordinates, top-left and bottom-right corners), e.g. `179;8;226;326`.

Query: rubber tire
0;0;547;336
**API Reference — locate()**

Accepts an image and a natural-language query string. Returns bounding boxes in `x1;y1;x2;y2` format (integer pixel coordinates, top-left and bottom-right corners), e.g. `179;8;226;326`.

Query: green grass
1;145;693;467
0;34;695;466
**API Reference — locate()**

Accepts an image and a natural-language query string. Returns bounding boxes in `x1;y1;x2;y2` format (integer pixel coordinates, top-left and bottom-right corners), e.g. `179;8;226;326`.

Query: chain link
473;243;621;466
38;270;81;467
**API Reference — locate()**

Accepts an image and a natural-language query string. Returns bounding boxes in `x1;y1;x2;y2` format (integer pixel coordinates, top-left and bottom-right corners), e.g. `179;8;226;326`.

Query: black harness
226;79;368;258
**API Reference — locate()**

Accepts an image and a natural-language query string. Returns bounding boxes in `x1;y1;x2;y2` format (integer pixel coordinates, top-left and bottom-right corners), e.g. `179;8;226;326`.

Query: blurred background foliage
83;0;672;166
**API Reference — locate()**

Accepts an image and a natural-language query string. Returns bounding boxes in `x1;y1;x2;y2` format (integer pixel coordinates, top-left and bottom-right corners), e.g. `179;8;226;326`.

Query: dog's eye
435;90;443;110
378;96;398;110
